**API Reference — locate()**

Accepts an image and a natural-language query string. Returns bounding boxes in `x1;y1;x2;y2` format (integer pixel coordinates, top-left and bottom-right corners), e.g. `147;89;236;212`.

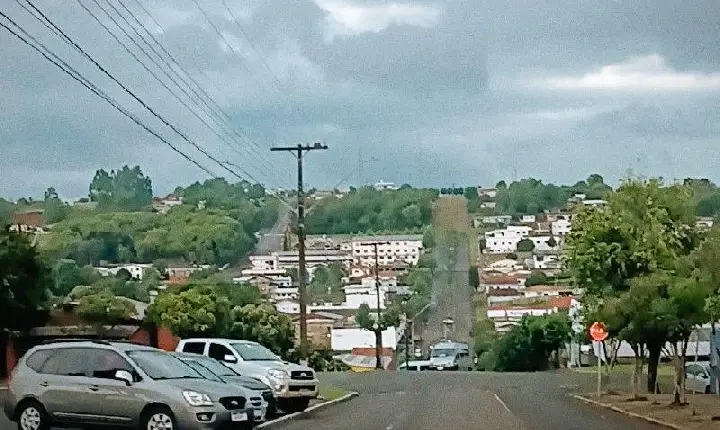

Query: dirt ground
585;392;720;429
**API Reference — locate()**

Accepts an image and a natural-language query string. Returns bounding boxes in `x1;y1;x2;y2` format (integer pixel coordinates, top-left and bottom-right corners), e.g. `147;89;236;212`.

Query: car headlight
267;369;288;380
182;390;214;407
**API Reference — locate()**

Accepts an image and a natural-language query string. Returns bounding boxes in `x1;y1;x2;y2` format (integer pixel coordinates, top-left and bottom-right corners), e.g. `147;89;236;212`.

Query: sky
1;0;720;200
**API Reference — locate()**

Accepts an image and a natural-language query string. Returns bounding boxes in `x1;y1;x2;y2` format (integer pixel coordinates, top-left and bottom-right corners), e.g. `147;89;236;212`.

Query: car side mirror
223;354;238;363
114;370;134;386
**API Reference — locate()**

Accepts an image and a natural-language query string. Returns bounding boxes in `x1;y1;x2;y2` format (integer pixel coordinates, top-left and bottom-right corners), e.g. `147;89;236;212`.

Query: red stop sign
589;322;608;341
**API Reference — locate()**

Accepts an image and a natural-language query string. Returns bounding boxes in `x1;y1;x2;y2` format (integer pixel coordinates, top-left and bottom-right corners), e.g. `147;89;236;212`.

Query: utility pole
271;143;328;348
362;241;389;369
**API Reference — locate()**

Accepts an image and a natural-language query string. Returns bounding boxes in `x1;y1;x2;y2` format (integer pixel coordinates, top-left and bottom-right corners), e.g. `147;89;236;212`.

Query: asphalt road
256;207;291;254
0;372;664;430
269;371;664;430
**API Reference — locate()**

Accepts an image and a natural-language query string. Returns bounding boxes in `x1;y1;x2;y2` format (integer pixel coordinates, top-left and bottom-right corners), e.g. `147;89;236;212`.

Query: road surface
255;207;291;254
0;371;664;430
417;197;474;352
266;371;664;430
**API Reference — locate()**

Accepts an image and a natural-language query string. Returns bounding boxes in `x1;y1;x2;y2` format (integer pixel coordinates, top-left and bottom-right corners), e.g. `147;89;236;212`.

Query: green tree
525;270;548;287
468;266;480;289
89;166;153;211
75;292;136;332
516;238;535;252
229;303;295;358
146;285;232;338
491;314;570;372
0;229;51;331
43;187;68;223
422;227;435;249
565;178;701;392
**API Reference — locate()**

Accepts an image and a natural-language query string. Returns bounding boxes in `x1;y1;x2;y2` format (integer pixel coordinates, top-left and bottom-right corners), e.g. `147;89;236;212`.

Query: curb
572;394;683;430
256;392;359;429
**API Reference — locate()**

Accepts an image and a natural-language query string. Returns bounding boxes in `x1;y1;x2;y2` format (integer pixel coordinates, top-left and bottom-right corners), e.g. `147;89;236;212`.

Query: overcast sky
2;0;720;200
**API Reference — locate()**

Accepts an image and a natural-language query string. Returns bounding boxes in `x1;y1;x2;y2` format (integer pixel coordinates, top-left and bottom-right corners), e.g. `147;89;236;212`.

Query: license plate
231;412;247;422
437;366;444;370
253;409;263;419
299;389;314;394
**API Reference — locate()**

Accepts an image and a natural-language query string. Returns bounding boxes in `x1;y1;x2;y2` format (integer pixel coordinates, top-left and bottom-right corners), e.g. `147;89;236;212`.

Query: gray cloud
1;0;720;200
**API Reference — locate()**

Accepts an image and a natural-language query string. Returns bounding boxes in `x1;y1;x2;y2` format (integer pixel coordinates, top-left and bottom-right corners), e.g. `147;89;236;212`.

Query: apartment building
342;235;424;267
484;225;533;253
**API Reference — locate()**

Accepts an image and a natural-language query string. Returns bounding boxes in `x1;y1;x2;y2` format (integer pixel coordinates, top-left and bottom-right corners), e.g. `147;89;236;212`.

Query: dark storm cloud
1;0;720;199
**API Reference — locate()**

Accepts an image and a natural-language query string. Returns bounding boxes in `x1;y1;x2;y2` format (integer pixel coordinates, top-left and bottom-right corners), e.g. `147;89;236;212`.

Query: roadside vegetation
304;186;437;234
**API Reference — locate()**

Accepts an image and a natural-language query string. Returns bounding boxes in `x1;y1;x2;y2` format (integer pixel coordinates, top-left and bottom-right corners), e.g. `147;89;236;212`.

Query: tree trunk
672;353;684;404
631;344;643;399
647;343;662;393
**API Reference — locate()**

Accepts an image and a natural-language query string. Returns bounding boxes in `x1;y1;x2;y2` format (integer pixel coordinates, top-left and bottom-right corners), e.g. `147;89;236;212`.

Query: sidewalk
576;392;720;430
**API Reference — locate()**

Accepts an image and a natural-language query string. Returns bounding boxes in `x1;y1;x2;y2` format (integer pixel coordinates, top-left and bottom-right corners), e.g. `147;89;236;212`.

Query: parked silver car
3;340;255;430
176;338;318;413
173;352;276;421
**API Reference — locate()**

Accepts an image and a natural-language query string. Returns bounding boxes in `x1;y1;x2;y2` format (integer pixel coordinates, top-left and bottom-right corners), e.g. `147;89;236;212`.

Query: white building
551;218;572;237
528;235;559;251
477;187;497;198
343;235;423;267
271;286;299;301
484;226;533;253
244;250;353;274
96;263;153;280
520;215;536;223
276;299;299;314
530;254;561;270
374;180;399;191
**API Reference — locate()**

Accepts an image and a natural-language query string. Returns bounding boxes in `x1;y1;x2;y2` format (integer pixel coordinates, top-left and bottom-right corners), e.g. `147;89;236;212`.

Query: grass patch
572;363;675;377
318;385;346;401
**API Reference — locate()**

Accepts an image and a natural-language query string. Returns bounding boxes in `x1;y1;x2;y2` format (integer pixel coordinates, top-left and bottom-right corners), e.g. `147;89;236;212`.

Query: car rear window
182;342;206;354
25;349;53;372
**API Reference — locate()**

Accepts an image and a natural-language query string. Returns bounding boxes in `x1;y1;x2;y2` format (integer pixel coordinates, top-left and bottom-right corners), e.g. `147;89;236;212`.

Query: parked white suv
176;338;318;413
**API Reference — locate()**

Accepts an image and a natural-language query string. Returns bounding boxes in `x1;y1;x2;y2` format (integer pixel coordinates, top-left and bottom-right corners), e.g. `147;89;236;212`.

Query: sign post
590;322;609;397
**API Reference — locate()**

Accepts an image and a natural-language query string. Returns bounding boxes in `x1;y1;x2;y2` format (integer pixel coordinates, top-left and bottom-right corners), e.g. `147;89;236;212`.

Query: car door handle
88;385;99;392
39;382;49;387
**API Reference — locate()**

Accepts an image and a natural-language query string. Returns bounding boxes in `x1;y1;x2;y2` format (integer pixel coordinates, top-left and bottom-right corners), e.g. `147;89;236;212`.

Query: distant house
96;263;153;280
374;180;399;191
10;209;46;232
165;265;211;284
152;195;183;214
477;187;497;199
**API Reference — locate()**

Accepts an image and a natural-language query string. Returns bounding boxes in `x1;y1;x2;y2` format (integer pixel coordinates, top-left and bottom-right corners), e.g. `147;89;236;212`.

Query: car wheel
141;406;177;430
278;398;310;413
16;400;50;430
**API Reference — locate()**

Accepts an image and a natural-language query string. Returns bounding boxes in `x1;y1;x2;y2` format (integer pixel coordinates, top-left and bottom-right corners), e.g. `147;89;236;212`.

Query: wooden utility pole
271;143;328;347
361;241;390;368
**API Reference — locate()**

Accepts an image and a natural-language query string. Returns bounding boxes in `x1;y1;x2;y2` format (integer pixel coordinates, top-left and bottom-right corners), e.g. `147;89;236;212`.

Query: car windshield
431;348;456;358
181;359;223;382
127;350;202;380
192;357;239;377
231;342;280;361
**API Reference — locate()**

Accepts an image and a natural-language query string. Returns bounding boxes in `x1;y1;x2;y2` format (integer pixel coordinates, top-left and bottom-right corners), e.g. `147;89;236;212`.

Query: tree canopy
565;178;707;394
90;166;153;211
305;187;438;234
0;229;51;331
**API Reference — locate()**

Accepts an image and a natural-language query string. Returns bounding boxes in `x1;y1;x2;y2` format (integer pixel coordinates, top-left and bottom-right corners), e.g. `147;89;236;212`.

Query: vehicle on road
176;338;318;413
428;340;472;370
399;360;432;371
685;361;712;394
173;352;276;422
4;340;255;430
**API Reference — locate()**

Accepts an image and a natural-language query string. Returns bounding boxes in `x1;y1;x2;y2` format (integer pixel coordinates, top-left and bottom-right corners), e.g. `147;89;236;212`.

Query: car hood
223;375;272;391
236;360;314;377
159;378;243;401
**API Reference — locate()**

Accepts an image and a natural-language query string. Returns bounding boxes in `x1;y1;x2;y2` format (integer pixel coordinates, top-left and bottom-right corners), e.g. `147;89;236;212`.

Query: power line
218;0;289;98
21;0;254;184
74;0;269;183
116;0;283;180
0;10;218;178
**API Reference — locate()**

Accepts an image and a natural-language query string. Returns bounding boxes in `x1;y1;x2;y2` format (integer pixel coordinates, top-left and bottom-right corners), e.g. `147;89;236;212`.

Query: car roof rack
40;338;111;345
